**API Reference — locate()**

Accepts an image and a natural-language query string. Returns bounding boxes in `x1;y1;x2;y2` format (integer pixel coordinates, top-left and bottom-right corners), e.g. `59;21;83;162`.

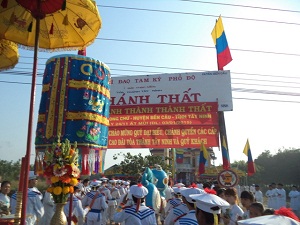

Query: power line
178;0;300;14
98;5;300;26
12;58;300;80
97;37;300;57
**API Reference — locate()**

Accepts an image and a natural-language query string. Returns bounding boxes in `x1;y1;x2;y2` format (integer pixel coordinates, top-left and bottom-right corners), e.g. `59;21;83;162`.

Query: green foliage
230;149;300;186
0;159;21;181
113;152;172;179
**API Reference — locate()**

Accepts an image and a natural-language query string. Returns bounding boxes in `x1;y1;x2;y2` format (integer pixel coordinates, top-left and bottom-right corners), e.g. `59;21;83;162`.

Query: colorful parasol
0;0;101;50
0;1;101;224
0;39;19;71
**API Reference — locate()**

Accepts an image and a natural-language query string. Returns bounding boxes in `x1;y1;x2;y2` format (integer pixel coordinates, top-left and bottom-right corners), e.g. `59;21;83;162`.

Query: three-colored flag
211;16;232;70
199;142;209;175
221;136;230;169
243;139;256;176
176;149;184;164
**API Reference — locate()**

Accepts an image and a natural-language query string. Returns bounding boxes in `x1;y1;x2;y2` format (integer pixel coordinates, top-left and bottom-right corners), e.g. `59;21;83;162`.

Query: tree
113;152;172;179
0;159;21;181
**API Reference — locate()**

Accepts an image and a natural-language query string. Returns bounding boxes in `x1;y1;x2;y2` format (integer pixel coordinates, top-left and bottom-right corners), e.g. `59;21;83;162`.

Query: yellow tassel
213;213;218;225
63;14;68;25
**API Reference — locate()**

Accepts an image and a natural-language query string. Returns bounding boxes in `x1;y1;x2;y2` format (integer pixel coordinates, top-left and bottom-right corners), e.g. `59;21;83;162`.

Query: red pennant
1;0;8;8
49;23;54;34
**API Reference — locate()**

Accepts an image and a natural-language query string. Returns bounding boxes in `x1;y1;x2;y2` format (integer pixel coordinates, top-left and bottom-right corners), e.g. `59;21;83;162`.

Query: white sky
1;0;300;170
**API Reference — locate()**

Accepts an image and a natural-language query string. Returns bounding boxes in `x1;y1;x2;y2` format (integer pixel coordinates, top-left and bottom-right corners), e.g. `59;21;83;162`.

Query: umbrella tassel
62;0;66;10
63;15;69;25
27;21;33;32
1;0;8;8
49;23;54;34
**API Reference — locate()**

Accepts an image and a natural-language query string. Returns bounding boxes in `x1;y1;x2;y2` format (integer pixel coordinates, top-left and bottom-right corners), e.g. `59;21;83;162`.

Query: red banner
108;125;219;148
108;102;219;148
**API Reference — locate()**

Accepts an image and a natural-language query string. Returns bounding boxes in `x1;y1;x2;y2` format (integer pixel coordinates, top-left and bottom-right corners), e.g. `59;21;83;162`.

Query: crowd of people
0;174;300;225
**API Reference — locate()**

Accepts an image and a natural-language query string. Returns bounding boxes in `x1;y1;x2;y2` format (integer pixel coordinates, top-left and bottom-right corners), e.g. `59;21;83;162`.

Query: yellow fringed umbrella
0;39;19;71
0;0;101;50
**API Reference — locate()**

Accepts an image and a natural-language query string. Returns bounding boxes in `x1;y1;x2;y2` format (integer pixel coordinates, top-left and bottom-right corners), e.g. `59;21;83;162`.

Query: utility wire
98;5;300;26
178;0;300;14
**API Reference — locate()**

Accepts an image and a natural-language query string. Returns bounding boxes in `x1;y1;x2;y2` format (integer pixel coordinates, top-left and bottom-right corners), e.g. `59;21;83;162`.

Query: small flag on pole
176;149;184;164
243;139;256;176
211;16;232;70
199;142;209;175
221;136;230;169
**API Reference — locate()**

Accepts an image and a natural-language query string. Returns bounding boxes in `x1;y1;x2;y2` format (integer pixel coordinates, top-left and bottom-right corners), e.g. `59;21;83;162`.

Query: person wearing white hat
116;180;126;198
174;185;206;225
107;179;121;225
10;189;44;225
81;179;108;225
165;187;186;216
99;178;112;225
113;183;157;225
64;186;85;225
28;171;43;200
190;191;230;225
173;183;185;188
165;187;188;225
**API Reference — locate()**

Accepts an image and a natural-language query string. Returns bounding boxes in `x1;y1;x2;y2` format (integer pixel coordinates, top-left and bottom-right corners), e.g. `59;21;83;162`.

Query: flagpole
214;17;230;166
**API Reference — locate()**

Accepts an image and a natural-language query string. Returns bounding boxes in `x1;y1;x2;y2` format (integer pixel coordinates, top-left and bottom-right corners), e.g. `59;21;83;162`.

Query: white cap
180;187;206;203
237;215;300;225
172;186;187;195
130;184;148;198
90;180;101;187
174;183;185;188
109;179;116;183
189;193;230;214
29;171;37;180
123;181;130;186
100;177;108;181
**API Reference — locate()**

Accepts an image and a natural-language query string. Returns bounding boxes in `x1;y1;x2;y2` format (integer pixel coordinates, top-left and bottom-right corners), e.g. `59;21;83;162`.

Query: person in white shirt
289;185;300;216
11;190;44;225
222;188;244;225
174;186;205;225
276;183;286;208
190;191;230;225
0;181;11;216
28;171;43;200
81;180;108;225
107;179;121;225
113;184;157;225
253;184;263;204
39;191;55;225
265;184;277;209
64;187;85;225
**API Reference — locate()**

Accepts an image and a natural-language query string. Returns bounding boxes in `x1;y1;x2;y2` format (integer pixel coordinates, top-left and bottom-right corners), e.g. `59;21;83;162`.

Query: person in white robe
289;185;300;217
276;183;286;208
254;184;263;204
